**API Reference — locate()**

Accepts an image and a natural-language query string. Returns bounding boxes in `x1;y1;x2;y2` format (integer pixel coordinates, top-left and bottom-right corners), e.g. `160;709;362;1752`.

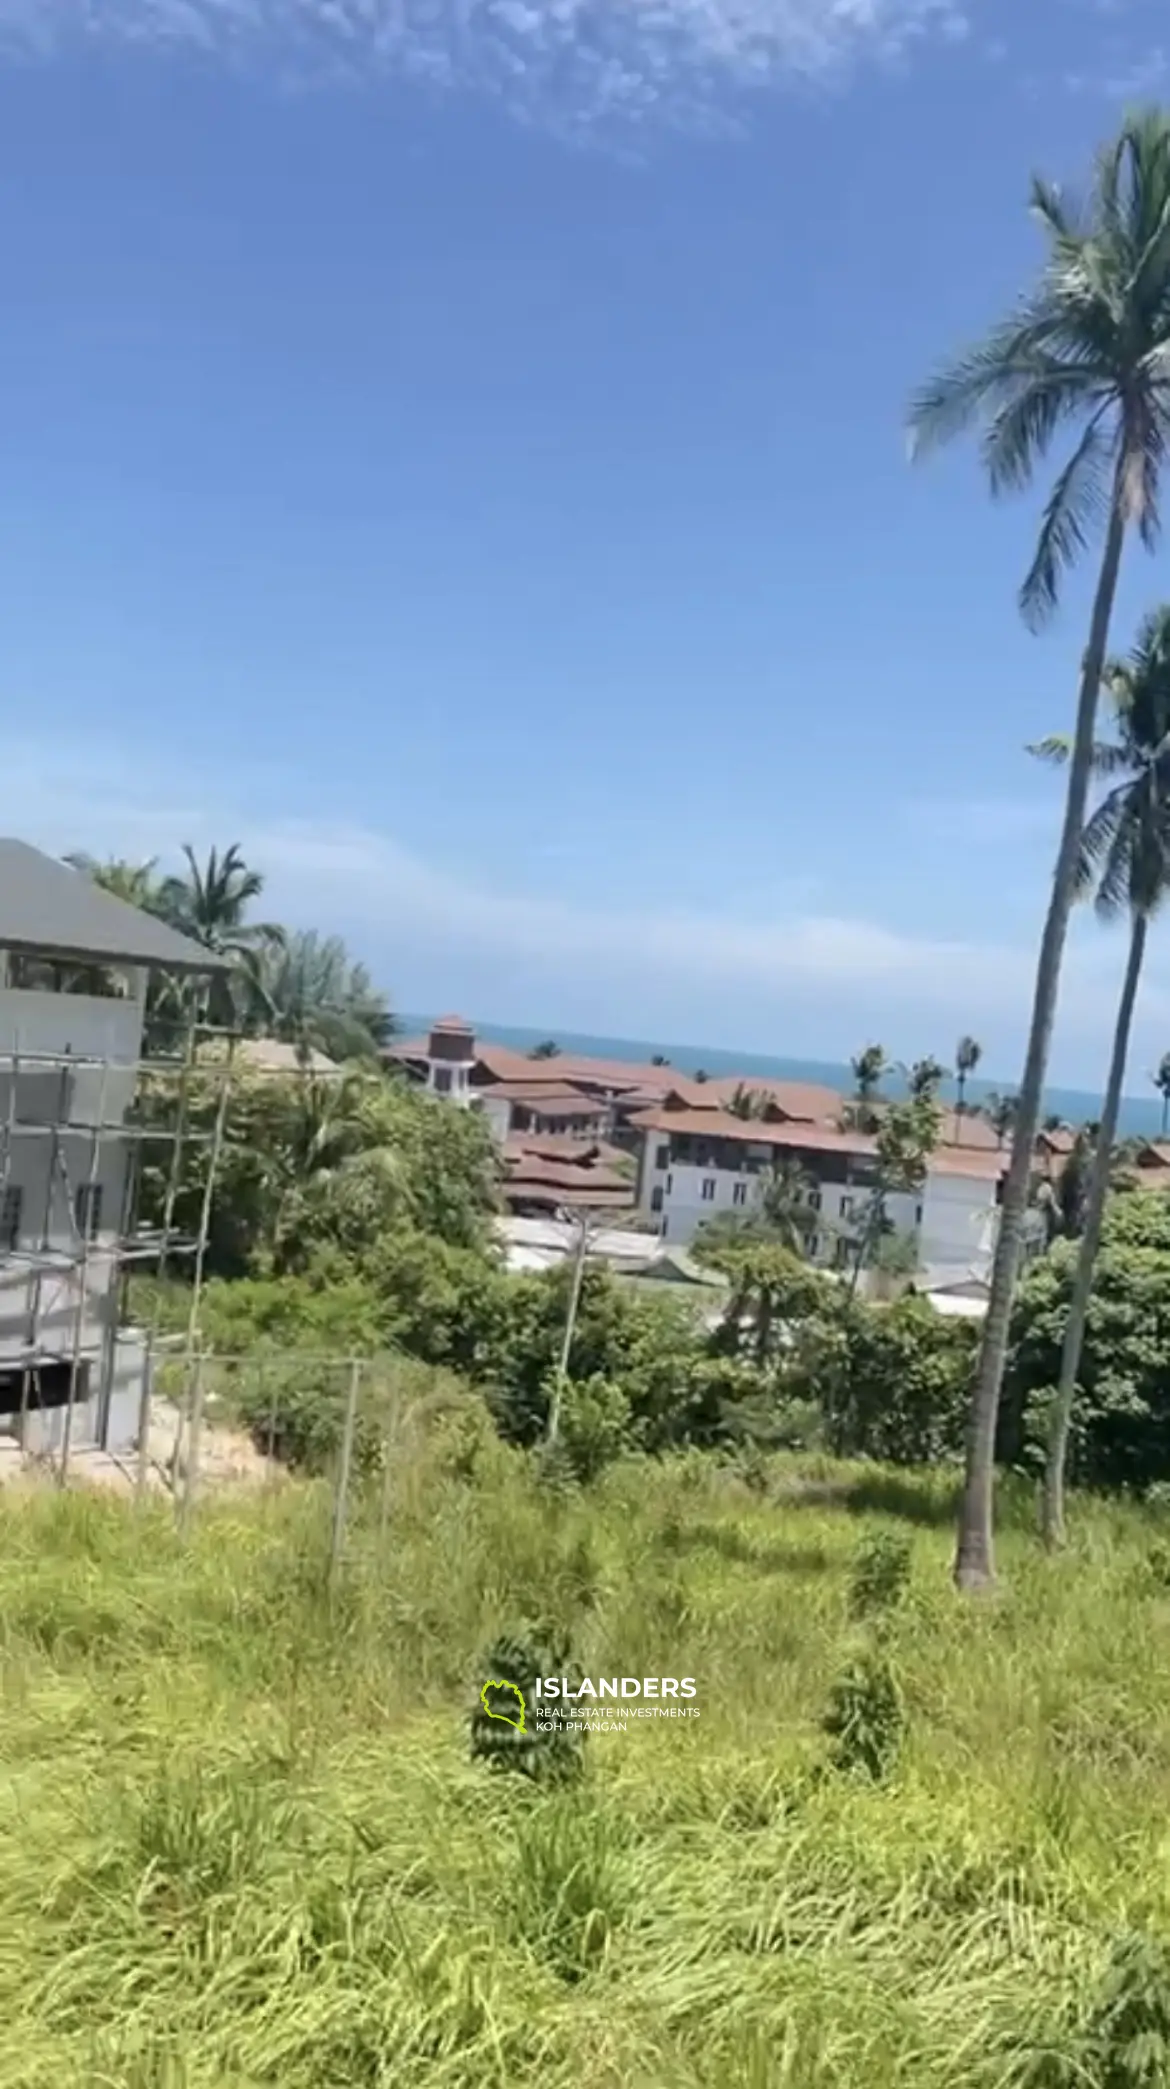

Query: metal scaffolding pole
137;1016;198;1503
58;1059;110;1488
177;1039;236;1536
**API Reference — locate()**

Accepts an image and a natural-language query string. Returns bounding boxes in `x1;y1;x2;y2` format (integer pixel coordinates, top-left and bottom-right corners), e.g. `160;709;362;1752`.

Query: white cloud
0;0;974;125
0;735;1102;1020
13;732;1170;1080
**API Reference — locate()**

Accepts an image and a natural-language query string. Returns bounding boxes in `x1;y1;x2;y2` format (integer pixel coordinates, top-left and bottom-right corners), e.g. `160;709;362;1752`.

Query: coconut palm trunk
1042;908;1146;1549
954;497;1127;1591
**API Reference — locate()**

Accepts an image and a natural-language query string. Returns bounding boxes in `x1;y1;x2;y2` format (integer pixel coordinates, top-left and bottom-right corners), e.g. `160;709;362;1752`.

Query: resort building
389;1017;1014;1274
630;1095;1004;1285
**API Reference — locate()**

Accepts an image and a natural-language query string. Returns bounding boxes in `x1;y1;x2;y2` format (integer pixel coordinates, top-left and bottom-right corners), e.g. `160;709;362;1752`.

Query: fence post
329;1358;363;1585
262;1358;280;1485
178;1353;207;1538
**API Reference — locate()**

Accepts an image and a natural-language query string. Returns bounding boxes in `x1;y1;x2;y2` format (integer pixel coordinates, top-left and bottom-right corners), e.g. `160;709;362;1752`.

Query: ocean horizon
401;1014;1169;1142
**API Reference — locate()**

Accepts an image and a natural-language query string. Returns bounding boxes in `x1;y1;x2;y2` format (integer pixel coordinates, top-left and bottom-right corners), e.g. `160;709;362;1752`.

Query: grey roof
0;841;229;973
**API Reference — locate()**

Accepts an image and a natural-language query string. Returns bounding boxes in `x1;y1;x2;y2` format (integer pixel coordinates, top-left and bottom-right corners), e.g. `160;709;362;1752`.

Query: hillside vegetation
4;1423;1170;2088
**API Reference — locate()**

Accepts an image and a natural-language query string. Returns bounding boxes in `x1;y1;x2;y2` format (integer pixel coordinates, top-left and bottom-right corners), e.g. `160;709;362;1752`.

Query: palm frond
1019;413;1114;628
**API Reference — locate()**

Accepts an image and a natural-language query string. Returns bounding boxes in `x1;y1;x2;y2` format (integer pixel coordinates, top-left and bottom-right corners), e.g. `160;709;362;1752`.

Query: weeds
0;1447;1166;2085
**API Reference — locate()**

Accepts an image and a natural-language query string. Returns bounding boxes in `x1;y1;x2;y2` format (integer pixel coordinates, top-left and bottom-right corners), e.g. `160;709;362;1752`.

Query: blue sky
4;0;1170;1085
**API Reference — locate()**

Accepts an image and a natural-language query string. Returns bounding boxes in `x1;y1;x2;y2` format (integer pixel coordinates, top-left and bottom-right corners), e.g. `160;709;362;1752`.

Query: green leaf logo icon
480;1680;527;1733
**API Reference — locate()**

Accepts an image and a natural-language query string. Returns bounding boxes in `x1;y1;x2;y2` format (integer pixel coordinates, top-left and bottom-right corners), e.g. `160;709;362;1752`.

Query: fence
49;1345;456;1585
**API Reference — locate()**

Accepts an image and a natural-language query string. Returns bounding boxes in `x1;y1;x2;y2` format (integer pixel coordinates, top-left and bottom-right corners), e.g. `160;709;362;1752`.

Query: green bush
822;1647;905;1781
803;1293;975;1465
1004;1193;1170;1492
849;1530;913;1619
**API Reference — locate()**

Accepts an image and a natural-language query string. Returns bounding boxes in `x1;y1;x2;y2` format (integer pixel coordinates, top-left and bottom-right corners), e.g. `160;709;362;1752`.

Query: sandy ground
0;1396;272;1497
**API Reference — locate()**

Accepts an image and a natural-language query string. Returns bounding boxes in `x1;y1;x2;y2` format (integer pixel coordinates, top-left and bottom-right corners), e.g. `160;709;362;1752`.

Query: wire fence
25;1345;445;1585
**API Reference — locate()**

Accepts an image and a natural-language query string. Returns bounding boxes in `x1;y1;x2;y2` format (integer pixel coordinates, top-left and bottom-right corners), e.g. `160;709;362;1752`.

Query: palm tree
1030;604;1170;1547
65;852;166;911
985;1092;1020;1149
906;1055;948;1101
851;1043;888;1103
247;929;393;1064
1153;1051;1170;1135
908;111;1170;1590
955;1035;983;1123
650;1054;671;1067
64;853;185;1041
159;843;285;1027
529;1040;561;1060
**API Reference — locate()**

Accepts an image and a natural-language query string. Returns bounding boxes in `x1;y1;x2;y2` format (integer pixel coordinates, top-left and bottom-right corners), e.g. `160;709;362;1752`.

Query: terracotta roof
632;1107;875;1155
936;1108;1001;1151
505;1134;625;1168
1035;1125;1077;1155
635;1106;1006;1179
699;1076;844;1122
928;1148;1007;1182
431;1013;474;1032
486;1083;609;1114
1137;1141;1170;1170
504;1181;636;1211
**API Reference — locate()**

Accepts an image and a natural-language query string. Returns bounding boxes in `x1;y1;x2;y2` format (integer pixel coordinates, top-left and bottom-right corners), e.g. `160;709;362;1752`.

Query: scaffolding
0;1018;237;1493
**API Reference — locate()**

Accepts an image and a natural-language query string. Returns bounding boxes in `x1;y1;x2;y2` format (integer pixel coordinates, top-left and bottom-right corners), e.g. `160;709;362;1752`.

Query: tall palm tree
906;1055;948;1101
908;111;1170;1590
955;1035;983;1124
160;844;285;1028
529;1040;561;1060
851;1043;888;1103
985;1092;1020;1149
1030;604;1170;1547
1153;1050;1170;1135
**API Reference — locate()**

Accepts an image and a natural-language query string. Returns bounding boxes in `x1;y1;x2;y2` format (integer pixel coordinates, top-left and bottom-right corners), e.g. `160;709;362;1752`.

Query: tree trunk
953;491;1128;1593
1042;909;1147;1551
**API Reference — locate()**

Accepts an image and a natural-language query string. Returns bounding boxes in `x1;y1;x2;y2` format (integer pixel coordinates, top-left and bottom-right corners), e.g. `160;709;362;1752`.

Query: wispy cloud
907;795;1059;845
0;0;975;127
5;735;1152;1044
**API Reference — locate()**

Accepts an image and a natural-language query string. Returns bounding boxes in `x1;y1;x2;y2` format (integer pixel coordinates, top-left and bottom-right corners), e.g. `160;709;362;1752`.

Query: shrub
822;1649;905;1781
470;1629;587;1785
1003;1194;1170;1492
803;1294;975;1465
849;1530;913;1619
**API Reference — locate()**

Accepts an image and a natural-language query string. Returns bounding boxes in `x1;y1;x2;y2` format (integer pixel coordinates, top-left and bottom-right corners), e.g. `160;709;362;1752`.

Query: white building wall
638;1134;996;1274
477;1093;513;1143
918;1172;998;1283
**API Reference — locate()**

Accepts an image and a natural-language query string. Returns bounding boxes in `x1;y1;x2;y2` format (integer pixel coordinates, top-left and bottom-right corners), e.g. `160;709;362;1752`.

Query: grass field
2;1405;1170;2087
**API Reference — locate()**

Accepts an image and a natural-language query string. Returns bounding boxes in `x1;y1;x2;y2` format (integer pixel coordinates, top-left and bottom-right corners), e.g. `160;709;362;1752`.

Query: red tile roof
479;1081;607;1111
699;1076;844;1122
631;1107;875;1155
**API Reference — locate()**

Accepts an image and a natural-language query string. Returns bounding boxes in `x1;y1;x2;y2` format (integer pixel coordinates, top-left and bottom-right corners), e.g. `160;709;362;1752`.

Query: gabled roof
699;1075;844;1122
0;841;227;973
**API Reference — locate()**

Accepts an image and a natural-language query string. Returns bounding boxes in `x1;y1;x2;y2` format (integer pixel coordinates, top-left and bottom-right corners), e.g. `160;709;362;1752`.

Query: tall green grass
2;1422;1170;2085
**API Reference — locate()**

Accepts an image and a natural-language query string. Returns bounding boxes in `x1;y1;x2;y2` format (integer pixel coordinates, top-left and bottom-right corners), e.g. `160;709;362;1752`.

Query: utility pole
547;1203;629;1447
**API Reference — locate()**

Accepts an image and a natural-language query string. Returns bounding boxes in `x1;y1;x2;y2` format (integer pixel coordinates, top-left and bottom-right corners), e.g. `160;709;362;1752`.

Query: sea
401;1015;1168;1141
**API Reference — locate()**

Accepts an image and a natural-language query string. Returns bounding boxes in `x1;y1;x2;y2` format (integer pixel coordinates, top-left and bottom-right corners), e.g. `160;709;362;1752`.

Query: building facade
631;1103;1003;1286
0;840;224;1457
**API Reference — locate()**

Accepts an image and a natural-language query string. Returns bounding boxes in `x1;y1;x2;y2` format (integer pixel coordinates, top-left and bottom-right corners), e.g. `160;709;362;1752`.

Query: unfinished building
0;839;228;1467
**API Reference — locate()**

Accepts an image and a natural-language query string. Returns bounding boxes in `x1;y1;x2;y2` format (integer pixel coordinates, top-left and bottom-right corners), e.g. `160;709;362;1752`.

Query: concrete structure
0;840;226;1458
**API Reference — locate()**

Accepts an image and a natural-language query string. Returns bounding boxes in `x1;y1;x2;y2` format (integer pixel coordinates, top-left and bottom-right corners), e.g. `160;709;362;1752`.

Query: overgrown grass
3;1419;1170;2085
